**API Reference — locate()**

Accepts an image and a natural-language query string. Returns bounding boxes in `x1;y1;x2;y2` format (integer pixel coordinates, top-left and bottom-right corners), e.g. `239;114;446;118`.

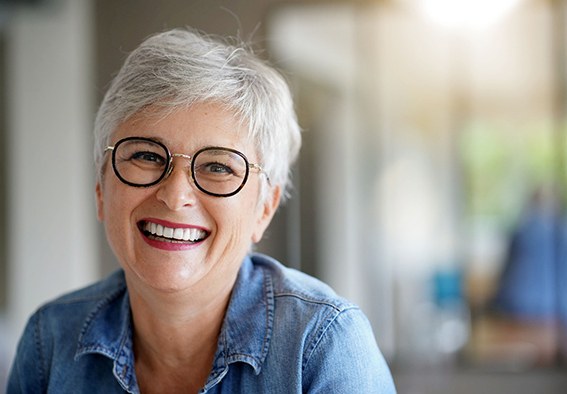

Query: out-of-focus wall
0;25;6;314
268;1;567;383
2;0;97;374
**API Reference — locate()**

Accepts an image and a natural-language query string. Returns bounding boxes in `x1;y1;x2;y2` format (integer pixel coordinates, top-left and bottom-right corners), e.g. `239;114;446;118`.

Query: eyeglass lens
111;138;250;196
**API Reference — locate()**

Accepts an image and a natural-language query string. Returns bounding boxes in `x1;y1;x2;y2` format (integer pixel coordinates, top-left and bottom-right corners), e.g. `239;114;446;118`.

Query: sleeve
302;307;397;394
7;312;48;393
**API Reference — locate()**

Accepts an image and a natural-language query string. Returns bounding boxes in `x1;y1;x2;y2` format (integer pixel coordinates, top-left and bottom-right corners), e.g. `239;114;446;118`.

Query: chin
128;260;207;293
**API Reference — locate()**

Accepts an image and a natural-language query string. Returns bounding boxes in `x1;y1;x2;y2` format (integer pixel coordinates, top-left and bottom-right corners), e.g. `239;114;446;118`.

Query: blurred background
1;0;567;392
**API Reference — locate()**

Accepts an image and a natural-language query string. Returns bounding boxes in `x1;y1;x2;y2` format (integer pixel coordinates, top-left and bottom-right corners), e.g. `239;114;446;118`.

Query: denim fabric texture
8;254;396;393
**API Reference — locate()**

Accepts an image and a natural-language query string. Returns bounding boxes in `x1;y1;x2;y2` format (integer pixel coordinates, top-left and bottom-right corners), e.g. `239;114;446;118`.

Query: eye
193;148;247;182
130;151;166;166
200;162;234;175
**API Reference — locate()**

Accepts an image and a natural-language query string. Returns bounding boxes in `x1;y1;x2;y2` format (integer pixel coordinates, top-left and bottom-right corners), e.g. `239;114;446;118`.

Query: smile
140;221;209;243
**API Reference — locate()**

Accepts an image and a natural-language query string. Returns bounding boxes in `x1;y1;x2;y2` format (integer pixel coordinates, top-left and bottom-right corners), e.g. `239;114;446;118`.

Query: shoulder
22;270;127;344
302;304;396;392
250;253;355;312
249;253;367;351
8;270;128;392
48;269;127;305
248;254;396;392
31;270;128;349
34;270;127;324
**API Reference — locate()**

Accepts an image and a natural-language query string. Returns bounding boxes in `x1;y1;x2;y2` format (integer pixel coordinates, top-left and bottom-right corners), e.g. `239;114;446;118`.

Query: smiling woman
7;28;396;393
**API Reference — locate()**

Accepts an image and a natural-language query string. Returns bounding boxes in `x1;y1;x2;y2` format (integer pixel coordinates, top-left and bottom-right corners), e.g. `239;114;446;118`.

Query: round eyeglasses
104;137;268;197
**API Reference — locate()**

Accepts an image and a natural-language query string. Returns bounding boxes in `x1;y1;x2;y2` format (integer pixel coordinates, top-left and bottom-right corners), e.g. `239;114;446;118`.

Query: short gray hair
94;28;301;200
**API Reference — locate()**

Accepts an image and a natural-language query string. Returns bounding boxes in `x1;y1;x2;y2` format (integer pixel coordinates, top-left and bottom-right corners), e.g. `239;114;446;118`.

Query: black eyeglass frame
104;136;268;198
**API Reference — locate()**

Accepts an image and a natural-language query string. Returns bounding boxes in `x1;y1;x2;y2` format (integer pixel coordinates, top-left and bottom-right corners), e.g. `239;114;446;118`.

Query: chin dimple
141;221;208;242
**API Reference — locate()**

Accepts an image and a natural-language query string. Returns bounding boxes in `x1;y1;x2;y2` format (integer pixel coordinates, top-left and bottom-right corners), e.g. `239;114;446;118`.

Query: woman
8;29;396;393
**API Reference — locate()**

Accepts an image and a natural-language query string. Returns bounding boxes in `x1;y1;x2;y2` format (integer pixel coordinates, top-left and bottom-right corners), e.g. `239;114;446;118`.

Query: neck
126;273;236;392
128;274;234;356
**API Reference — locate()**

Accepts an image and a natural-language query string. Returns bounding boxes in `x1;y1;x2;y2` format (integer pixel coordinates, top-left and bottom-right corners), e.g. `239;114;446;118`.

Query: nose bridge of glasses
171;152;192;161
166;152;193;178
169;153;193;172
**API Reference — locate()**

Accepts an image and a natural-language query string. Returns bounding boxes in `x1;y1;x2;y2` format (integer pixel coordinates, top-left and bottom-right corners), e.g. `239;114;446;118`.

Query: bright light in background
415;0;524;29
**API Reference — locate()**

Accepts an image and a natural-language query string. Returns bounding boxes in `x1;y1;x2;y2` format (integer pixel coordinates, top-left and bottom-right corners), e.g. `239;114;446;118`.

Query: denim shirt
8;253;396;393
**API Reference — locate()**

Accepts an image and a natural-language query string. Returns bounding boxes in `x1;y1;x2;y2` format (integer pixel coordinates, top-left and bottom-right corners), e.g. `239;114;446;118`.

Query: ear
95;182;105;222
252;185;281;243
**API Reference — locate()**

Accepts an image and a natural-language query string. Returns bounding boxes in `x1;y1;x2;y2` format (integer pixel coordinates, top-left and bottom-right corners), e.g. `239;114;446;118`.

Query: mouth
139;220;210;244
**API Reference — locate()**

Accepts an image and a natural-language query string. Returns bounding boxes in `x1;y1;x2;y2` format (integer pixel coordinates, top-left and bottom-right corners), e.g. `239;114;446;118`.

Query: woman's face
96;102;280;294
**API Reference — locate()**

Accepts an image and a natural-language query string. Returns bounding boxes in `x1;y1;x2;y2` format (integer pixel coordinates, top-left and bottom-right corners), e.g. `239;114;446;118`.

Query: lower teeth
147;233;199;243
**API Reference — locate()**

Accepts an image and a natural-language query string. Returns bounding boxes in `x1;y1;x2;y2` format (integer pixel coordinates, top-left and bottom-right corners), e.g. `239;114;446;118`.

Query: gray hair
94;28;301;201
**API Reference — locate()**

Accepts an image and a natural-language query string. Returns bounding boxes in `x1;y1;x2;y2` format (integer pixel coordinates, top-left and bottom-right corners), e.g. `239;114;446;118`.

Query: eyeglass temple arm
250;163;271;185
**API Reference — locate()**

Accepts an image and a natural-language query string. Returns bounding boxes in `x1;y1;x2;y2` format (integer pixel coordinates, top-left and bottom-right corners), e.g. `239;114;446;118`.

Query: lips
139;220;209;244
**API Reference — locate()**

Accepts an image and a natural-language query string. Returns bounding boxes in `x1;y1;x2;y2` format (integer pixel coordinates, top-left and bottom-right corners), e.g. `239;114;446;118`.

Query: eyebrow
130;135;246;155
141;135;166;144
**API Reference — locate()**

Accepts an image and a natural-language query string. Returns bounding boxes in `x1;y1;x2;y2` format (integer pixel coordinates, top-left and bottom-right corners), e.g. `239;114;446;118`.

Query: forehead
112;102;254;154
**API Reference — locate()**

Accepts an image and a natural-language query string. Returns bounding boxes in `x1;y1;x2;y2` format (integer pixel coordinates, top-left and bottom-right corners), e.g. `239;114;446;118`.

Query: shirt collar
210;255;274;376
74;272;137;391
73;256;274;387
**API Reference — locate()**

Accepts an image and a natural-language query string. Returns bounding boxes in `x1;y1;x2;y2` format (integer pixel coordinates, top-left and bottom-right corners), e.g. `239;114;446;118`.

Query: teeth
173;228;184;240
143;222;207;242
185;228;203;241
163;227;174;238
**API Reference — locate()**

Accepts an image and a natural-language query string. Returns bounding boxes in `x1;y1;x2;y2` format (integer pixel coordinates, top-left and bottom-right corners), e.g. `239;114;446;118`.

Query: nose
155;158;198;210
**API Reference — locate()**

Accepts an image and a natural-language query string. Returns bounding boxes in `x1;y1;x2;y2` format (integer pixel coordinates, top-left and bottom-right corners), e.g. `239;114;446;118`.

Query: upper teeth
144;222;207;241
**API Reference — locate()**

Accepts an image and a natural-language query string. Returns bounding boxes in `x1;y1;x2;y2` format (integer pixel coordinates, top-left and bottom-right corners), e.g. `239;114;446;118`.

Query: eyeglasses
104;137;268;197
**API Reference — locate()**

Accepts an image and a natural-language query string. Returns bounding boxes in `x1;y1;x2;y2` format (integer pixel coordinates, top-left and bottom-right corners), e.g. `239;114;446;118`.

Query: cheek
213;197;259;239
102;193;129;243
100;181;145;232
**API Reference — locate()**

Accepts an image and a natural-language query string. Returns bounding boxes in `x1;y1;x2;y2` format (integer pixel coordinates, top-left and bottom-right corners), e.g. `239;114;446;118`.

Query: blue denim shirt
8;254;396;393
